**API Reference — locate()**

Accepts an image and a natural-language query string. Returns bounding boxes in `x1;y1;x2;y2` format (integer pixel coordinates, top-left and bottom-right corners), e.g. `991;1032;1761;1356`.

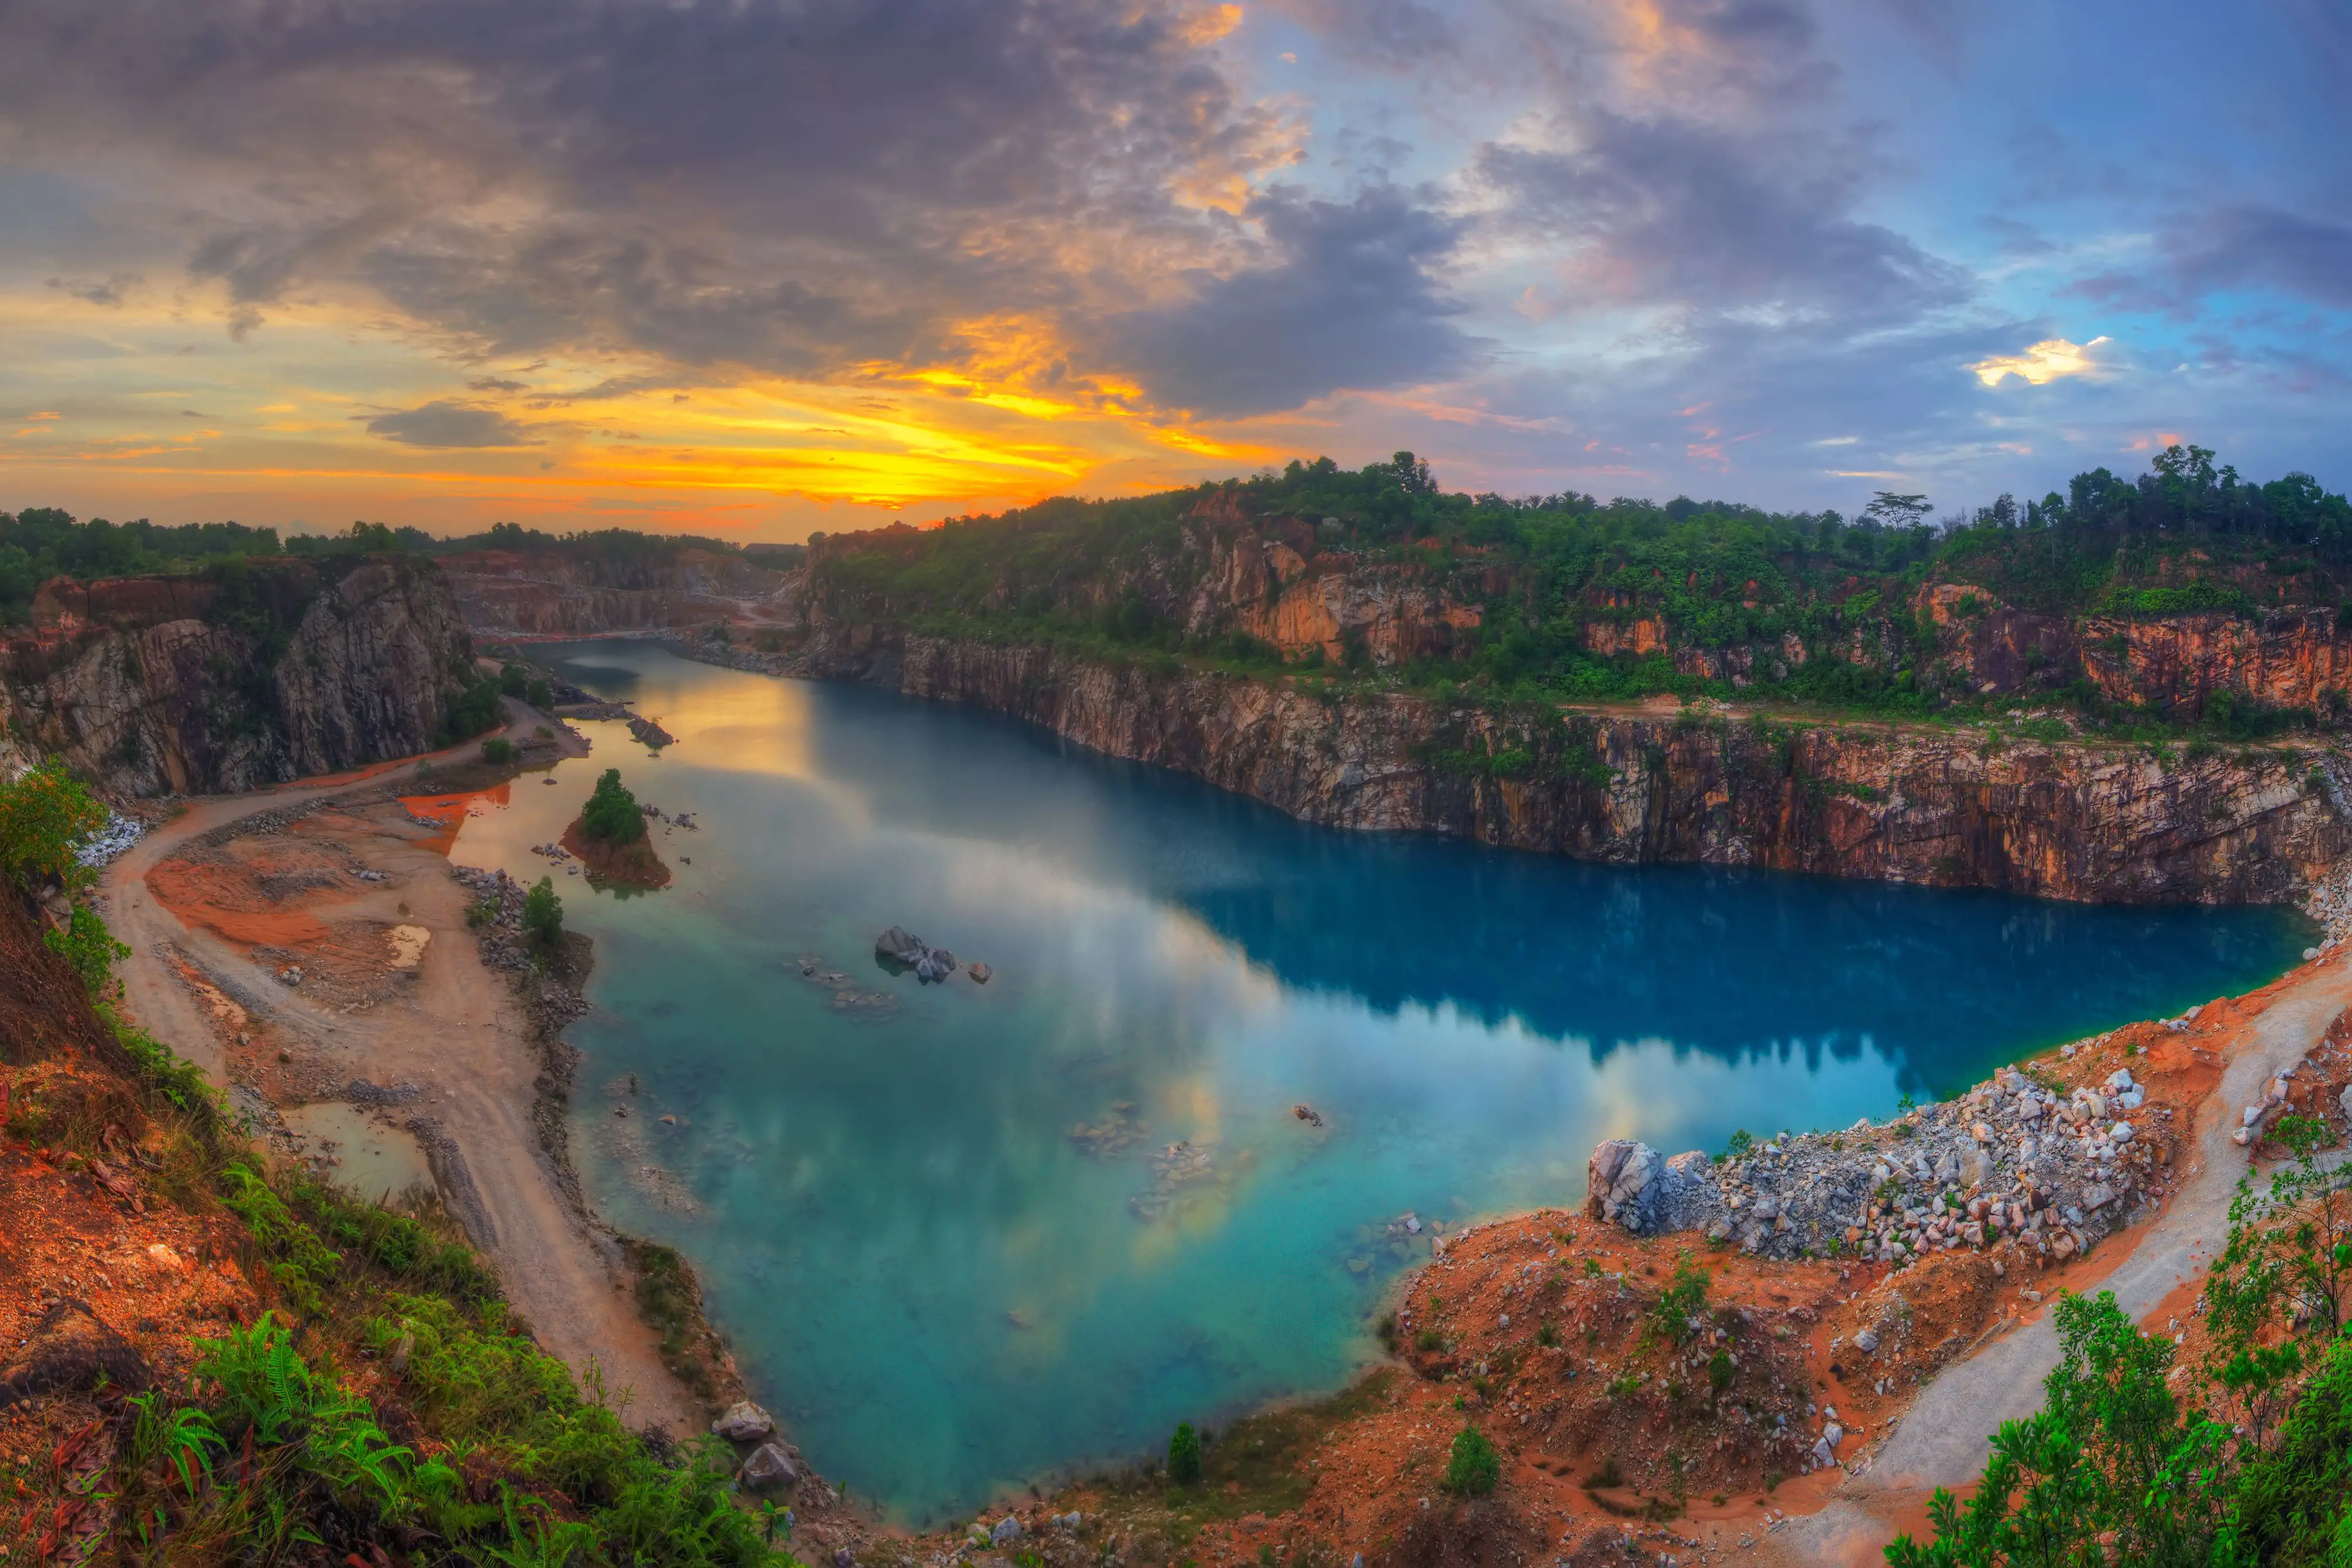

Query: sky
1;0;2348;543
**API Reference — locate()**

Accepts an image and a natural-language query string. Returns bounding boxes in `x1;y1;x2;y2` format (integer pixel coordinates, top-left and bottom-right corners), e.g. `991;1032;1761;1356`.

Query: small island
562;767;672;888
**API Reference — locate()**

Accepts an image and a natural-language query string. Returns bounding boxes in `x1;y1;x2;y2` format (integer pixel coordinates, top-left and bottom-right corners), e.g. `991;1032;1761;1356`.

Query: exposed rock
1585;1141;1714;1235
3;557;475;797
991;1516;1024;1547
736;1442;800;1492
875;926;956;980
711;1400;776;1443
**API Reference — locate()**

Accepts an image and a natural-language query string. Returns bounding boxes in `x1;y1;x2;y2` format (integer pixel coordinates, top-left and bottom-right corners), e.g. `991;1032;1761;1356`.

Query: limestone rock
736;1443;800;1493
711;1400;776;1443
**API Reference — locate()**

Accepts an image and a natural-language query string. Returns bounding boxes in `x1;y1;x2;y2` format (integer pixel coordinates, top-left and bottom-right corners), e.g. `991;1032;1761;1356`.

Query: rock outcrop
1;557;476;797
767;631;2347;905
440;547;799;637
1580;1034;2207;1270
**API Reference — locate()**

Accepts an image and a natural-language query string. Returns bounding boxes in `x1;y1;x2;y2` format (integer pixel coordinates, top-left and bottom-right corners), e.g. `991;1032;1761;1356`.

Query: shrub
1646;1250;1709;1346
481;737;513;765
499;662;530;697
580;768;647;845
440;676;503;742
0;757;108;892
1168;1421;1204;1485
44;902;129;992
1445;1427;1500;1496
522;877;563;947
527;678;553;708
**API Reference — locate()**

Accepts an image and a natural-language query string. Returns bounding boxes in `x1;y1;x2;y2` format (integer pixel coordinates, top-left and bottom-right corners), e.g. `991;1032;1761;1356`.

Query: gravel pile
1587;1055;2177;1269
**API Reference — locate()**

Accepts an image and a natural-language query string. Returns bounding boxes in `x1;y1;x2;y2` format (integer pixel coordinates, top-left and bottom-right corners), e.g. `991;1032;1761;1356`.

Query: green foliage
526;678;553;709
1646;1250;1710;1347
1719;1128;1754;1161
1168;1421;1204;1485
0;757;109;892
0;506;288;621
442;676;504;743
1887;1292;2231;1567
219;1161;345;1313
481;737;514;765
522;875;563;948
44;902;130;991
499;661;530;697
1444;1427;1501;1496
2226;1337;2352;1564
580;768;647;845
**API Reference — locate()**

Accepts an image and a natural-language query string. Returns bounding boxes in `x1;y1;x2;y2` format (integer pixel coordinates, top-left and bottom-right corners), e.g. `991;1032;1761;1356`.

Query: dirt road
1765;952;2352;1564
102;714;701;1437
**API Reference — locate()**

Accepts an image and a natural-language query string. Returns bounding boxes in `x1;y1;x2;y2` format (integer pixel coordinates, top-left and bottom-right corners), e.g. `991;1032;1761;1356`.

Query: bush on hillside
0;758;108;892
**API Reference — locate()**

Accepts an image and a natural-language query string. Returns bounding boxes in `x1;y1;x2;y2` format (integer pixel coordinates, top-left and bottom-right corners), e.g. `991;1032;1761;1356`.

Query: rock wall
440;549;799;637
1;557;475;797
791;630;2349;905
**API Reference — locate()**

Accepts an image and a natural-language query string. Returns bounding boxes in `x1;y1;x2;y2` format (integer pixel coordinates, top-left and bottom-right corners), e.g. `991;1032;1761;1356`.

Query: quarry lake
445;641;2312;1524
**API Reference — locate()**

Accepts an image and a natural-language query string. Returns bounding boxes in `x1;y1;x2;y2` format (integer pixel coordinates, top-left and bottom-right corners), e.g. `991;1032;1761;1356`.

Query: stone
2110;1122;2133;1143
1853;1327;1880;1353
2105;1069;2135;1094
1586;1140;1712;1235
711;1400;776;1443
736;1443;800;1493
991;1516;1025;1547
969;962;992;984
1823;1422;1844;1447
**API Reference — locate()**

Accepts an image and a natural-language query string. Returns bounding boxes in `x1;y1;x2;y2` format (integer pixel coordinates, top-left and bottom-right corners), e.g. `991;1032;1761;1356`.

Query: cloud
1969;336;2112;387
47;272;139;306
1265;0;1460;67
2167;205;2352;309
1094;186;1475;415
362;401;537;449
1475;112;1966;326
0;0;1304;393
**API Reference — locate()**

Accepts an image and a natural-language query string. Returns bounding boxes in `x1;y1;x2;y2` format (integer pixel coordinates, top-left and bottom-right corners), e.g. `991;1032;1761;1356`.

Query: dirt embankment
97;712;707;1437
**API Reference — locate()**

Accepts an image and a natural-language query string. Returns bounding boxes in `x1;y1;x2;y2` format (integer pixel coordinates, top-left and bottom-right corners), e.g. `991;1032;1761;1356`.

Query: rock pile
1586;1059;2179;1270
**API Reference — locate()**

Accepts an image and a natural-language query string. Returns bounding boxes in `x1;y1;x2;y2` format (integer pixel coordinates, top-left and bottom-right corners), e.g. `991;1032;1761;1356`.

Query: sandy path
103;709;701;1437
1765;954;2352;1564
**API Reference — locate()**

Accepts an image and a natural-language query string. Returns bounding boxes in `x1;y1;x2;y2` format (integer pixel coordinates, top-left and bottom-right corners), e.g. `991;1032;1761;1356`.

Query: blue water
445;641;2312;1524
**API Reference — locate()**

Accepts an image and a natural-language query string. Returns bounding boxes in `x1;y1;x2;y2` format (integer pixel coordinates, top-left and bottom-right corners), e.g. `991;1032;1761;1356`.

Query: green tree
1886;1292;2233;1567
522;877;562;948
1167;1421;1202;1485
1445;1427;1500;1496
0;758;109;892
579;769;646;845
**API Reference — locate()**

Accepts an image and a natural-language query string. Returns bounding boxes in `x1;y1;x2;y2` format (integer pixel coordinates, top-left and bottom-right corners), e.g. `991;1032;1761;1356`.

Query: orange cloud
1970;336;2111;387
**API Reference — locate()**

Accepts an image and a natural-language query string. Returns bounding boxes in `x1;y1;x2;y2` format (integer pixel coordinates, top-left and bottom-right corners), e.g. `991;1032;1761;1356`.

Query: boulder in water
877;926;958;979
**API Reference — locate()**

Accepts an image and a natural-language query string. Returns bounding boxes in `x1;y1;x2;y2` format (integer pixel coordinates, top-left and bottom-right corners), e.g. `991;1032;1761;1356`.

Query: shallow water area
444;640;2313;1524
280;1101;433;1203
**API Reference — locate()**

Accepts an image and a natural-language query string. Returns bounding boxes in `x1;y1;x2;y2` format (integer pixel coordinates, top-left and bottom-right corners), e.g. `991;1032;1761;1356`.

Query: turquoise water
447;641;2312;1524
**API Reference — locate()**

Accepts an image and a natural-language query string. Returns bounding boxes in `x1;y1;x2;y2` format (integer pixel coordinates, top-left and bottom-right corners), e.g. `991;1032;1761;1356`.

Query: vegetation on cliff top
0;763;798;1566
1889;1114;2352;1566
804;445;2352;738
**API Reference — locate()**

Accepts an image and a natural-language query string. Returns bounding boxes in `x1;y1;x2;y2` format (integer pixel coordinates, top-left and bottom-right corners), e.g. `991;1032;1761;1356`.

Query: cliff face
1;556;475;797
440;548;799;637
794;630;2348;905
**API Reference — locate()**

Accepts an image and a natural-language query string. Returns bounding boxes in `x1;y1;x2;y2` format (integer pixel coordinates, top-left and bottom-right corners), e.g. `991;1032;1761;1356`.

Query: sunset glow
0;1;2345;537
